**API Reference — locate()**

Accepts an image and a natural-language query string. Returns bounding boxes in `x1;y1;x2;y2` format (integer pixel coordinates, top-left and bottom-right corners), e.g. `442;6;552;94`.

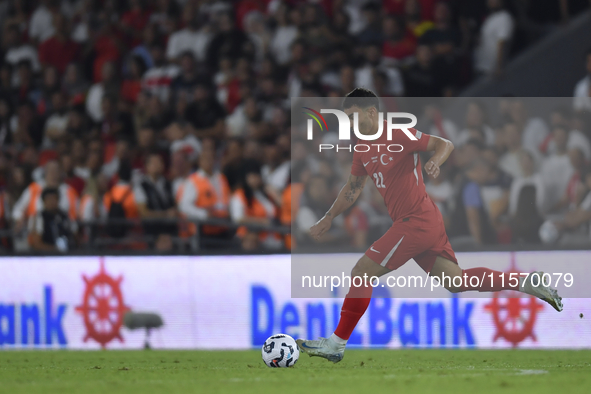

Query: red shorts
365;216;457;273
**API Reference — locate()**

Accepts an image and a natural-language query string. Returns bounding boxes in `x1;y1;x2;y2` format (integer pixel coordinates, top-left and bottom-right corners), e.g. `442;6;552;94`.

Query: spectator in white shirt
549;147;587;213
86;61;117;123
508;99;549;156
28;0;58;44
269;3;299;65
425;167;453;226
166;4;211;63
474;0;514;76
573;47;591;112
355;43;404;97
3;25;41;79
166;121;202;163
42;91;68;148
261;143;290;201
499;122;527;179
545;108;591;160
244;11;270;65
143;44;180;103
170;150;192;199
421;104;460;146
541;125;575;212
457;101;496;147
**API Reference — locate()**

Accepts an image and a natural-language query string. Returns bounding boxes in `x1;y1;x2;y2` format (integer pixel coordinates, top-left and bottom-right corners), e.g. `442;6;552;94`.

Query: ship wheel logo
75;259;131;348
484;253;544;348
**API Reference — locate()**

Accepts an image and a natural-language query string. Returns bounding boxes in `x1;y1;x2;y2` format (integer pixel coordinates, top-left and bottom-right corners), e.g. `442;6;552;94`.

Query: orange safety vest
178;172;230;237
103;184;148;250
26;182;78;220
281;183;304;250
234;188;279;241
103;184;138;219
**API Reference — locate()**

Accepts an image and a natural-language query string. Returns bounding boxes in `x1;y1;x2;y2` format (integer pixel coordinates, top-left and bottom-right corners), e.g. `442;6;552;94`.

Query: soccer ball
261;334;299;368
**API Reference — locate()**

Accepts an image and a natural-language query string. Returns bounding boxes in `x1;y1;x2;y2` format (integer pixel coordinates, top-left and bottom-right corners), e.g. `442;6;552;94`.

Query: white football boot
296;337;345;363
521;271;563;312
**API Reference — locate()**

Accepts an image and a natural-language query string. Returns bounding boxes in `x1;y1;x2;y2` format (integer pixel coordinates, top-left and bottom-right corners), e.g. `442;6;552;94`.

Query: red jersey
351;127;438;223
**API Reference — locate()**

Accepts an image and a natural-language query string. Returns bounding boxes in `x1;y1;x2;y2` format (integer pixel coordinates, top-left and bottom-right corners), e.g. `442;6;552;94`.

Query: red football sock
457;268;520;292
334;283;373;340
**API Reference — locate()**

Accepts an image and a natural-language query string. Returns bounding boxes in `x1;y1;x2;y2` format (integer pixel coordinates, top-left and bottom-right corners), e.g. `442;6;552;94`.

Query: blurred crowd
0;0;589;253
293;98;591;249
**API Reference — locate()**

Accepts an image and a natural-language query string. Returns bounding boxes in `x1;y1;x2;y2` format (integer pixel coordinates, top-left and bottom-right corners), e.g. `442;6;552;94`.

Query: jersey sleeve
403;128;430;152
350;150;367;176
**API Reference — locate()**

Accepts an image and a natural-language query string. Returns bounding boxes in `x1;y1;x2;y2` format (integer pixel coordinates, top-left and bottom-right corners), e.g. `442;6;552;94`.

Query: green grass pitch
1;349;590;394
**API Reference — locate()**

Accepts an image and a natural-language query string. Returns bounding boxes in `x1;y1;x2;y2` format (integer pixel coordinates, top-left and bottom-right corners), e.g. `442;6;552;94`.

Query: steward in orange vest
281;182;304;250
230;161;282;250
177;148;230;237
280;163;309;250
12;161;78;229
102;161;140;241
103;182;138;218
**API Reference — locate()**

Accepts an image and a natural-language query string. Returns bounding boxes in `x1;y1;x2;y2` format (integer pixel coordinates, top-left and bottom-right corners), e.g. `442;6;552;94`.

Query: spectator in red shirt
382;14;416;62
120;0;152;47
120;55;147;104
38;14;80;75
92;21;125;83
384;0;406;16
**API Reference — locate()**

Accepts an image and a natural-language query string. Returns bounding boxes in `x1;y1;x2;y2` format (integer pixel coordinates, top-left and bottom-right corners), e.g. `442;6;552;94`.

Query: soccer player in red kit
296;88;563;363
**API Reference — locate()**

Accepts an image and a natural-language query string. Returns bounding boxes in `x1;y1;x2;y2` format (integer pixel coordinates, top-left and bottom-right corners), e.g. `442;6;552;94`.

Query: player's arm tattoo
345;174;366;202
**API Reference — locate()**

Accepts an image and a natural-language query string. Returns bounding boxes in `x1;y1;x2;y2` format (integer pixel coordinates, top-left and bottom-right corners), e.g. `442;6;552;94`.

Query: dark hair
17;59;32;70
241;159;262;208
149;42;165;52
41;187;59;201
242;159;261;178
342;88;379;111
179;51;195;62
362;2;380;13
130;55;148;77
118;160;132;182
